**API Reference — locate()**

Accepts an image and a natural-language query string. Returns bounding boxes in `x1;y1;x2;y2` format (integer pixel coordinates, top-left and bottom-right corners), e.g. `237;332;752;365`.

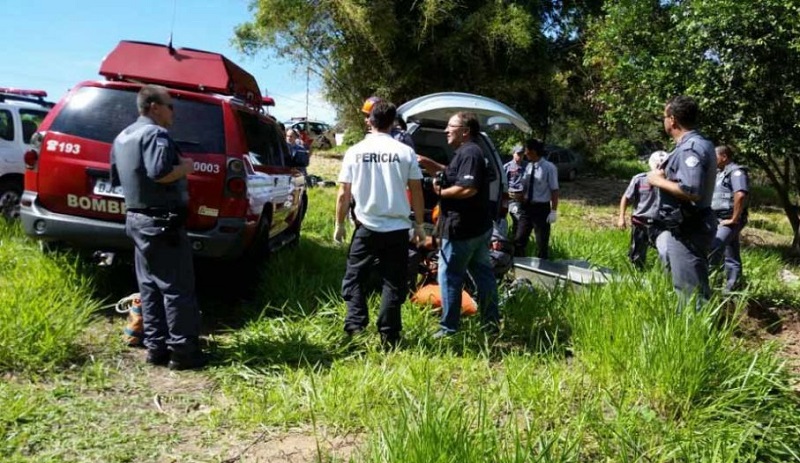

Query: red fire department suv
20;41;306;259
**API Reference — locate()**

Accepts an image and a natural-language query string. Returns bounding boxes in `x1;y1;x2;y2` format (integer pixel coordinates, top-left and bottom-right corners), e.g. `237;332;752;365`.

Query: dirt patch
559;176;630;208
217;429;362;463
737;303;800;390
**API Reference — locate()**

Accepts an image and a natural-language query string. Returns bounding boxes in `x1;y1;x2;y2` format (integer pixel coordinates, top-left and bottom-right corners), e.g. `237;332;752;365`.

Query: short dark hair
524;138;544;156
137;85;169;115
665;95;699;129
368;100;397;131
716;144;734;160
453;111;480;138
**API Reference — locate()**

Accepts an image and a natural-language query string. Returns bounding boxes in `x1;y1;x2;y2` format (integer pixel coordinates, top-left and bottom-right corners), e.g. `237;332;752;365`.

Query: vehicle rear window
236;110;284;167
20;109;47;143
49;86;225;154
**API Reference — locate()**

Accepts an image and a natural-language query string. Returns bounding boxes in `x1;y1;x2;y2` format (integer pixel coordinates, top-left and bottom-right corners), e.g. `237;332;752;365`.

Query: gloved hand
333;222;346;244
547;210;558;224
411;223;427;246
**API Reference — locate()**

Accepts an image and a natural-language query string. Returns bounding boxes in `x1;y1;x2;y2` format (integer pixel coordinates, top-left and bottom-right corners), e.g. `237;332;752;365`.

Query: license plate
93;179;124;198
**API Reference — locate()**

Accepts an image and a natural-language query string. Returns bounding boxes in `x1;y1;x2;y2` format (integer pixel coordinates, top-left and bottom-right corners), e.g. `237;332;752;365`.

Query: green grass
1;187;800;462
0;222;100;373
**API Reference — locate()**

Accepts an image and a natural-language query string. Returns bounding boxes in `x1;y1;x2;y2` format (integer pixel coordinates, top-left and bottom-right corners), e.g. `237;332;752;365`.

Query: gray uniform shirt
504;159;527;193
712;162;749;215
660;130;716;210
110;116;188;210
522;158;559;203
624;172;660;220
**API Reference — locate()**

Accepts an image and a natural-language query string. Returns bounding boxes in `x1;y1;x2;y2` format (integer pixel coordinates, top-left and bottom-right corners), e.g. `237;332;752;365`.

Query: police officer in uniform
334;98;426;349
648;96;717;307
617;150;670;269
417;112;500;337
504;145;527;244
709;145;749;293
110;84;206;370
512;138;559;259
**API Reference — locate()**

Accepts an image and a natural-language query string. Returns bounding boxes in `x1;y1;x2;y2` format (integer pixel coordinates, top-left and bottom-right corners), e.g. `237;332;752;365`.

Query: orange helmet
361;96;381;115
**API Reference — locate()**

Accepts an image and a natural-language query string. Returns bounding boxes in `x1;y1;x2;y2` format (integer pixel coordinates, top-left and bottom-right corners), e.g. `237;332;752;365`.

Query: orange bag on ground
411;283;477;317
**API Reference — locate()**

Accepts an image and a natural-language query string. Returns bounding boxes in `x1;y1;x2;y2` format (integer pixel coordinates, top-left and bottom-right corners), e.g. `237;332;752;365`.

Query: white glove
546;210;558;224
411;223;427;245
333;222;346;244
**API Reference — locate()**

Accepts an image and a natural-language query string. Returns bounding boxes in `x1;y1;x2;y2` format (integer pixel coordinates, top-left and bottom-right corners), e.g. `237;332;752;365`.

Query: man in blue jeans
417;112;499;337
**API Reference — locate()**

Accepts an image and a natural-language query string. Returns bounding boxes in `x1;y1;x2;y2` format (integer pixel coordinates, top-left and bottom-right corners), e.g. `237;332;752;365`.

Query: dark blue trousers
665;213;716;310
342;227;409;336
709;220;745;293
514;202;551;258
125;211;200;353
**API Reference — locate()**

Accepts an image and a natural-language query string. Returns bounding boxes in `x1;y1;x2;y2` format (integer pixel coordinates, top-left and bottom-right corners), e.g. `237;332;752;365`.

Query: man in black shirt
417;112;499;337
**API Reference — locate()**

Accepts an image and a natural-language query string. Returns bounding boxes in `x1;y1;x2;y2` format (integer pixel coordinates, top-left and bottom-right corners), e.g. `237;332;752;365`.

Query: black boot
146;349;170;366
168;350;209;371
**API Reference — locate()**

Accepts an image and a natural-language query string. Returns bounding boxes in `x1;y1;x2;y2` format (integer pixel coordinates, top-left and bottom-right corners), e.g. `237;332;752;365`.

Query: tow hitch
93;251;116;267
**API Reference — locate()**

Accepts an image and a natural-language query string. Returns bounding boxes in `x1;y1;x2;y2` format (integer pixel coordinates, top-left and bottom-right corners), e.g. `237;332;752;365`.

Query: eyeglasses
446;124;464;128
154;101;174;111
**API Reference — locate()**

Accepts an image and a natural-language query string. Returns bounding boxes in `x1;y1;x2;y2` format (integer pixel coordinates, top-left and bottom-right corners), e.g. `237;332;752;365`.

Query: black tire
250;209;273;261
0;178;23;221
567;169;577;182
315;136;332;150
286;195;307;248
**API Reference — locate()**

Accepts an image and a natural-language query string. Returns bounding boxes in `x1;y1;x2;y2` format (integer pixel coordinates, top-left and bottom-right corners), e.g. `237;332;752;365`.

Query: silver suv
397;92;531;222
0;88;53;219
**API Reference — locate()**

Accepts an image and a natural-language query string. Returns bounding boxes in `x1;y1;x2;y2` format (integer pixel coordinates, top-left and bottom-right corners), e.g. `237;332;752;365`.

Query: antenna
167;0;178;54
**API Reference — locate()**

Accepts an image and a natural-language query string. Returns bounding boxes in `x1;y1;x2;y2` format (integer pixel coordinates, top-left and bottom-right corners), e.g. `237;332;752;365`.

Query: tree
585;0;800;251
234;1;561;130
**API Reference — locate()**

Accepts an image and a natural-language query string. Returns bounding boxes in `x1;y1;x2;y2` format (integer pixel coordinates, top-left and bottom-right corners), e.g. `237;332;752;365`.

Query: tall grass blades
359;381;585;463
0;223;99;372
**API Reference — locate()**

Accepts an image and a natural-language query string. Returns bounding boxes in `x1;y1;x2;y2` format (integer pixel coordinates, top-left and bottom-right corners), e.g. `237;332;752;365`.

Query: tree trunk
790;207;800;256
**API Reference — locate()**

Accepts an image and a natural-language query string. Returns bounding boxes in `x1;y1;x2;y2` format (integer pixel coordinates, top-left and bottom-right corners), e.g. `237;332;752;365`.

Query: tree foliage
585;0;800;249
235;0;571;130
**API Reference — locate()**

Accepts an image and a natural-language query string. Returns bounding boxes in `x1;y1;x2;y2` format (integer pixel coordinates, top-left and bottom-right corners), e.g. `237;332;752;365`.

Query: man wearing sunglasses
110;84;206;370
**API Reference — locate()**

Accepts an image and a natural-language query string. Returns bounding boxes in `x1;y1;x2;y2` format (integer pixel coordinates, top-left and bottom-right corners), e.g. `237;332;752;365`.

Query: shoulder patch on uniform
685;155;700;168
155;136;169;148
733;170;743;177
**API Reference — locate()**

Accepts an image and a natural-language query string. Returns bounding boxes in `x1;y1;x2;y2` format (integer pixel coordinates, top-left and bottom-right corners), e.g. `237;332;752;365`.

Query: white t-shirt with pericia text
338;132;423;232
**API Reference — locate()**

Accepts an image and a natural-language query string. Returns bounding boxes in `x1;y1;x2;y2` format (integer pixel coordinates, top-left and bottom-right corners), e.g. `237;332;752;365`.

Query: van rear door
36;84;227;230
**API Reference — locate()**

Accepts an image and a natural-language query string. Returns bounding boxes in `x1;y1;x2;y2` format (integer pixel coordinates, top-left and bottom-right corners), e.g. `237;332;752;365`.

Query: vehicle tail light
228;159;244;174
24;150;38;169
25;131;44;170
226;177;246;196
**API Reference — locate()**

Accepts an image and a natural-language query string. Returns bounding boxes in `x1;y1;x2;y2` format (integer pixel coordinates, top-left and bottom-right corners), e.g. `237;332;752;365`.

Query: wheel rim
0;190;21;220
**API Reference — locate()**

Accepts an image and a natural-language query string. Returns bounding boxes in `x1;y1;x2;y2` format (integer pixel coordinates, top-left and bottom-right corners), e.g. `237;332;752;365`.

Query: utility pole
305;66;310;121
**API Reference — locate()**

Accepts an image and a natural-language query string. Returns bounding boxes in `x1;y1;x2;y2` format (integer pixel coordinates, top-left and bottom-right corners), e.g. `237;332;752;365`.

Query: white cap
648;150;670;171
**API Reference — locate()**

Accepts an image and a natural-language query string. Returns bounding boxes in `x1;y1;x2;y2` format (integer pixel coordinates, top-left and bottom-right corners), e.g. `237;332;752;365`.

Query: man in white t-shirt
334;98;426;349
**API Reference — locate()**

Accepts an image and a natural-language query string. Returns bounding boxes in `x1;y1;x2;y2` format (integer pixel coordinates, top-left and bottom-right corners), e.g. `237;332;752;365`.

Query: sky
0;0;337;123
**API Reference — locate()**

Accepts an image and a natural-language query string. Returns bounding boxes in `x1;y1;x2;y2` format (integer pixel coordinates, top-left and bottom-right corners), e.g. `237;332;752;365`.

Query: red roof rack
99;40;263;108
